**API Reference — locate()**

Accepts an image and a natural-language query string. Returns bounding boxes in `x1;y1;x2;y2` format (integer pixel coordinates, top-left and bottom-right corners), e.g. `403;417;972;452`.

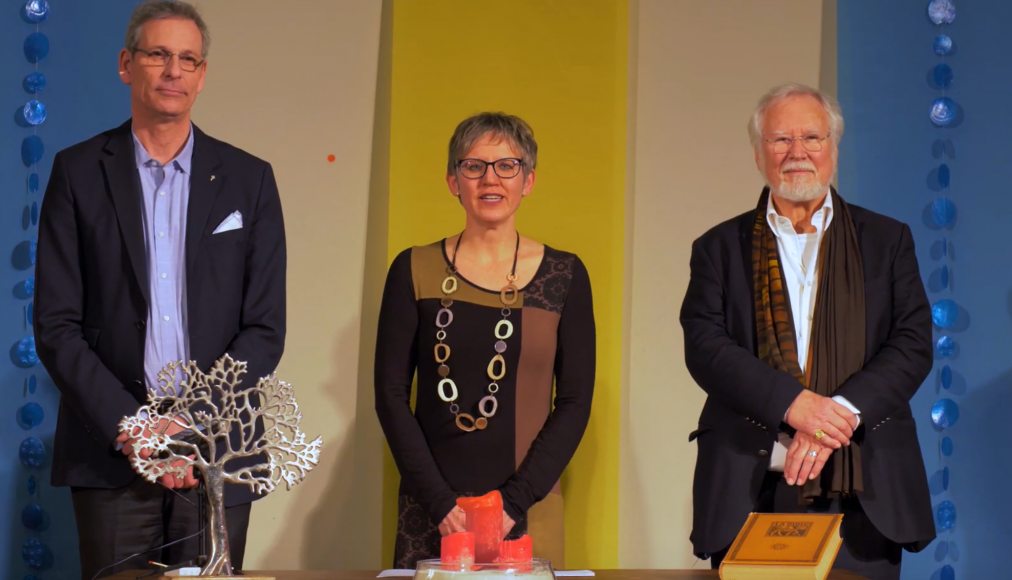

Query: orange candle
456;491;503;563
440;531;475;566
497;534;533;563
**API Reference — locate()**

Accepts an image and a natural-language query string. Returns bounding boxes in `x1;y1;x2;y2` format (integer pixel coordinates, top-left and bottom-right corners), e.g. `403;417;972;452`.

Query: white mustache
782;161;816;173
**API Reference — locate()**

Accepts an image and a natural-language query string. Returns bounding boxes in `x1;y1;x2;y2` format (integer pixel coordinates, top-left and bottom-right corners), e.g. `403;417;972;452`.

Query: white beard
771;177;827;202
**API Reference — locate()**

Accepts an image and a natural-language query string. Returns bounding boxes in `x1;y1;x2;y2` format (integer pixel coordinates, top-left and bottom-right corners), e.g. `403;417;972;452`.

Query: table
107;569;866;579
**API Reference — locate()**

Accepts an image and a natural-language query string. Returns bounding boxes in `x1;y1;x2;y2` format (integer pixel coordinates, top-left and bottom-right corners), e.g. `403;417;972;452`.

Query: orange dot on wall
326;154;336;163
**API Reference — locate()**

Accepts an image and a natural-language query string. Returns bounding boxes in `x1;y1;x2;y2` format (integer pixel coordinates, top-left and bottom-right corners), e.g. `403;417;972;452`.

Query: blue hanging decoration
23;71;46;93
19;436;47;468
940;436;954;456
18;402;45;429
930;196;957;228
930;399;960;430
938;264;949;289
931;299;958;328
932;64;953;89
14;335;40;367
939;564;955;580
934;499;957;531
934;539;949;561
21;537;50;570
21;503;45;530
23;32;50;63
937;163;950;188
940;365;952;389
22;135;45;166
22;0;51;23
927;0;956;25
933;34;953;55
935;335;956;358
19;6;54;573
929;97;957;127
22;99;48;126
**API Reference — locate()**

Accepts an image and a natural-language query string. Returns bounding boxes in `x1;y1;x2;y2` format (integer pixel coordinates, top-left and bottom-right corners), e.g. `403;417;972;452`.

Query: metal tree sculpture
119;355;322;576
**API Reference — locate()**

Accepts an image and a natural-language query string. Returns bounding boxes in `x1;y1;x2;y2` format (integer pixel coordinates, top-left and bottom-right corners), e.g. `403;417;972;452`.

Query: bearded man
680;83;935;580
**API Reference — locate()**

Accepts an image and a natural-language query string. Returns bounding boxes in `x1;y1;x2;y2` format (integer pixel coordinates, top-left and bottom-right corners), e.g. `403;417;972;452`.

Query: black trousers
71;477;251;580
710;471;902;580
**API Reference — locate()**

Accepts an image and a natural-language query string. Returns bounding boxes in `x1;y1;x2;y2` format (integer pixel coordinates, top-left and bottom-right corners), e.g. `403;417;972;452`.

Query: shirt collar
765;188;834;237
132;125;195;174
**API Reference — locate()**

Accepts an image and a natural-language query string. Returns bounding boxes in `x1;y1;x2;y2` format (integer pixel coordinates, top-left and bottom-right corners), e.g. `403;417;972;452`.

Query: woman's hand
502;511;516;538
438;505;468;536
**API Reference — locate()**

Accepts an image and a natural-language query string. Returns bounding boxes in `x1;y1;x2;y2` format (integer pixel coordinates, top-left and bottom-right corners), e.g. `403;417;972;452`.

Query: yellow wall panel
386;0;626;568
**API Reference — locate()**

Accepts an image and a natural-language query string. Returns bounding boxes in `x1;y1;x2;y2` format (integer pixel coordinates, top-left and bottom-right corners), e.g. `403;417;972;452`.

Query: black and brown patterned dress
375;240;595;568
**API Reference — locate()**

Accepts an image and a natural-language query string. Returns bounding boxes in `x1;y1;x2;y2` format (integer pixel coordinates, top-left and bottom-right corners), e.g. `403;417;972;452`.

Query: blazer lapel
101;121;149;306
186;125;224;277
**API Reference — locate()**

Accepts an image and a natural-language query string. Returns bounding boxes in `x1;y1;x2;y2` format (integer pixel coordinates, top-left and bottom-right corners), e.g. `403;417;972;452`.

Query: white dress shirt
765;191;860;470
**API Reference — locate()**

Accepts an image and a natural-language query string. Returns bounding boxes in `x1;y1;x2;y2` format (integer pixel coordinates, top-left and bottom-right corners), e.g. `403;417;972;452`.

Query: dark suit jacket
34;120;286;505
679;196;935;557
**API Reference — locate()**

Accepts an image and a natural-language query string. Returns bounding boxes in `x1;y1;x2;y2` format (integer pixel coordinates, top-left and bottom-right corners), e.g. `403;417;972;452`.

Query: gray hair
747;83;844;147
447;112;538;176
125;0;210;59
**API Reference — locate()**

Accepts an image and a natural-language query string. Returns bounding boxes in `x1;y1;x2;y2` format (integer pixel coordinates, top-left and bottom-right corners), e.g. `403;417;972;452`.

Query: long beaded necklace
435;231;520;432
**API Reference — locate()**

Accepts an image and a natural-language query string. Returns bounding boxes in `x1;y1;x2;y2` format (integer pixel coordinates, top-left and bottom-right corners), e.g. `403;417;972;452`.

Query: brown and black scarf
752;186;865;498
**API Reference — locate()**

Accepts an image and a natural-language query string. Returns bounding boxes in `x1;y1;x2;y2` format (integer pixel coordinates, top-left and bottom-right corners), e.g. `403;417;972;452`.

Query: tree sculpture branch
118;355;322;576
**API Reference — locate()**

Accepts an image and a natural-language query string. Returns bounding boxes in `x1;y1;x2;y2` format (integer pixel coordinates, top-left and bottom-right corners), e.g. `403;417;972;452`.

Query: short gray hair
747;83;844;147
447;112;538;176
125;0;210;59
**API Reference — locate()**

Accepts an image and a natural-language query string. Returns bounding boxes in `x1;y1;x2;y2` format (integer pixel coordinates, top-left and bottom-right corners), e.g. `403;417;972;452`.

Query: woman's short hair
447;112;538;176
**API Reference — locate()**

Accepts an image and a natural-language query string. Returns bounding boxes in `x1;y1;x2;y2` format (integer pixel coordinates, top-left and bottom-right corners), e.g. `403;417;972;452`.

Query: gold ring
814;429;825;440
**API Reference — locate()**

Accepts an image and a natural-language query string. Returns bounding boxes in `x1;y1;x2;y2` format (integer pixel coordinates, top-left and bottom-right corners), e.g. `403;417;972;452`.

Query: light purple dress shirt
132;129;194;394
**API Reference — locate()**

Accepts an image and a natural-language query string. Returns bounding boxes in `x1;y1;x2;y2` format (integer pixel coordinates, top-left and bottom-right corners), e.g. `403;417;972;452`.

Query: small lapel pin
210;174;216;182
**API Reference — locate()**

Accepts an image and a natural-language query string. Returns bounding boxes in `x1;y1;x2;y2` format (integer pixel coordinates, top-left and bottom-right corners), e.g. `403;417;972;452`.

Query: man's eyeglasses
764;134;831;154
133;47;205;72
457;158;523;179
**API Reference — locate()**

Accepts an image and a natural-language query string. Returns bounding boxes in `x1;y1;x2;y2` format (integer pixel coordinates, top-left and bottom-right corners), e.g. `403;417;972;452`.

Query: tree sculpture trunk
202;466;233;576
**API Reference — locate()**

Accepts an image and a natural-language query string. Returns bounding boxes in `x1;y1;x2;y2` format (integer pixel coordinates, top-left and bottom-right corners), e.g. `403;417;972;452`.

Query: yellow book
719;512;843;580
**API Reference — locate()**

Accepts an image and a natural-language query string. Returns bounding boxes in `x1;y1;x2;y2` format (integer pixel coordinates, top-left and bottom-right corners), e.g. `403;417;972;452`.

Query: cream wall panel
622;0;832;568
192;1;384;569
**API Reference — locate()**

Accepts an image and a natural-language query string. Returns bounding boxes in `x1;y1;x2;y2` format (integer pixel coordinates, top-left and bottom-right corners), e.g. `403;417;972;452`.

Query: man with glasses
34;1;285;577
679;83;934;580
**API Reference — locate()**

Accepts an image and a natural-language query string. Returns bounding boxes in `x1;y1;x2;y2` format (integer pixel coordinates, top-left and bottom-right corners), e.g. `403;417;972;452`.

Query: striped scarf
752;187;865;497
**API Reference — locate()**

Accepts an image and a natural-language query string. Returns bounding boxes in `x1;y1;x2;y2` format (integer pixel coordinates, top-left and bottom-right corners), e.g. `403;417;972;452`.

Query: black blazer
679;197;935;557
34;121;286;505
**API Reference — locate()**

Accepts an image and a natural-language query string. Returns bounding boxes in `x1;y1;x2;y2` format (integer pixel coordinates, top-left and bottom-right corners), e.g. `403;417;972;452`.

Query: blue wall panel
839;1;1012;578
3;4;137;578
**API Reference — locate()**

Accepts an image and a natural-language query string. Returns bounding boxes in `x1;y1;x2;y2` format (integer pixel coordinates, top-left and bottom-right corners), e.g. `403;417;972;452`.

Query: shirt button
160;272;168;279
758;449;769;457
162;315;170;322
158;231;166;238
158;191;166;197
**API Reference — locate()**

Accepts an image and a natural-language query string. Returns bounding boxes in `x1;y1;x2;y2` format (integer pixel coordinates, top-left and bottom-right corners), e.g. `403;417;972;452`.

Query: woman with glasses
375;112;596;568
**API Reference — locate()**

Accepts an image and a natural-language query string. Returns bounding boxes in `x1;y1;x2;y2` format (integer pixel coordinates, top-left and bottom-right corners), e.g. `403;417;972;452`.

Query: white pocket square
212;211;243;234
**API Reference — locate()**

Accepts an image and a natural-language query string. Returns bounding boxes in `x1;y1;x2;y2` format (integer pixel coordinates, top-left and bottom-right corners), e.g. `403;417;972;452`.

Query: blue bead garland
926;3;960;578
16;1;53;575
